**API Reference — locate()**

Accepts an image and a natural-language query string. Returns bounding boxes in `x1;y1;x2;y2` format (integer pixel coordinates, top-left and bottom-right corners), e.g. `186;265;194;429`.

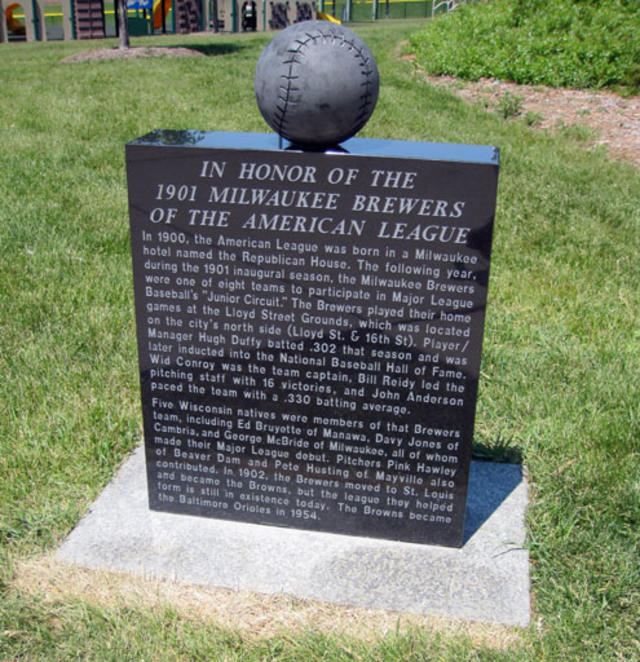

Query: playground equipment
241;0;256;30
124;0;198;35
152;0;170;29
267;0;332;30
74;0;105;38
0;0;49;41
0;0;428;42
316;9;338;22
5;2;26;34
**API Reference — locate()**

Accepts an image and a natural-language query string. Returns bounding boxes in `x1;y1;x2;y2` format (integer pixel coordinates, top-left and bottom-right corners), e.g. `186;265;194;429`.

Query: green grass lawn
1;19;639;660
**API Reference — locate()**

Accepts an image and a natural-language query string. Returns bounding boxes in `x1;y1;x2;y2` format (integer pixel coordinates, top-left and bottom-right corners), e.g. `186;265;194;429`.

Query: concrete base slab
57;446;530;626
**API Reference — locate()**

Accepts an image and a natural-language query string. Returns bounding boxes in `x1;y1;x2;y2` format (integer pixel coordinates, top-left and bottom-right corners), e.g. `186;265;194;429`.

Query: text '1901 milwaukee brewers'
126;130;499;547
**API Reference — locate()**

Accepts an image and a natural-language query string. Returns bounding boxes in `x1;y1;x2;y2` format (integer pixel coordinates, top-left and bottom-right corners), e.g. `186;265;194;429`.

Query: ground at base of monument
54;445;530;627
14;553;525;649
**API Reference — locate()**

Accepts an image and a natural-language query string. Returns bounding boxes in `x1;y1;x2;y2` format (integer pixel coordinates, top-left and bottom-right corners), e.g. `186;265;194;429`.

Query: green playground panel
318;0;433;22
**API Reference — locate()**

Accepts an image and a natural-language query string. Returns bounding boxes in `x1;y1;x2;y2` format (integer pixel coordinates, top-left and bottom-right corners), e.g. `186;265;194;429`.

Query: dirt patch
61;46;205;63
422;72;640;168
13;553;524;648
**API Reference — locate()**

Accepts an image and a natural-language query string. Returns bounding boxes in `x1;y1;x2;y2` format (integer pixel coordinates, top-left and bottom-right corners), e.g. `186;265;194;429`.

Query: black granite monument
126;24;498;548
126;129;498;548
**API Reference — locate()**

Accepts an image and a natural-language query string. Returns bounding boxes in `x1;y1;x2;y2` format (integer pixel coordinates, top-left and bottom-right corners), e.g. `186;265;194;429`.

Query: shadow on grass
186;42;251;56
472;437;523;464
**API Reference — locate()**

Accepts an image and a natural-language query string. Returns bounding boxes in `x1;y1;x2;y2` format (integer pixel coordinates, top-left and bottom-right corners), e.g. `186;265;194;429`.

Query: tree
117;0;130;49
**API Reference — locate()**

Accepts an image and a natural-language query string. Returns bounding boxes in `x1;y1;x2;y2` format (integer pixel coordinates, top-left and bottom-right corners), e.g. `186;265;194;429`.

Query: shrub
410;0;640;93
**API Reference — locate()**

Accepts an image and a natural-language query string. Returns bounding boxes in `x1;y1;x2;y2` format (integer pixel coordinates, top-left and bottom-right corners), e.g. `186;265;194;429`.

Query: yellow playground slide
316;11;340;23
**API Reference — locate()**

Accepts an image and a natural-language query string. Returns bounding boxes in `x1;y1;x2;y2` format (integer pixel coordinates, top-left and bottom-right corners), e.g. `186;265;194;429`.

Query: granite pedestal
57;445;530;626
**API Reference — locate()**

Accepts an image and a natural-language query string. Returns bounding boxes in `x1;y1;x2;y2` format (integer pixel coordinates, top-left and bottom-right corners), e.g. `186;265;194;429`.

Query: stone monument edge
126;130;500;167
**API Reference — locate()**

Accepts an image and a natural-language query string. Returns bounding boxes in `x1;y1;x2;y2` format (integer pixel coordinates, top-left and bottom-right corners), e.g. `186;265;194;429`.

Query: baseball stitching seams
273;26;377;143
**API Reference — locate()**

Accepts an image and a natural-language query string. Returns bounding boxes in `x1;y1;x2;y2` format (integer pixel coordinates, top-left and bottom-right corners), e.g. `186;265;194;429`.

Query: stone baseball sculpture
254;21;379;148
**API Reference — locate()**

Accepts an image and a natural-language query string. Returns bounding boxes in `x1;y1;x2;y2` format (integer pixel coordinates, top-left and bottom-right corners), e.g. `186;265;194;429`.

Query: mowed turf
1;18;639;661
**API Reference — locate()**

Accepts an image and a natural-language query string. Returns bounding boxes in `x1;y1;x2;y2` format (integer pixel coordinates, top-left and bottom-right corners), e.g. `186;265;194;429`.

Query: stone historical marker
126;129;499;549
59;23;529;627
